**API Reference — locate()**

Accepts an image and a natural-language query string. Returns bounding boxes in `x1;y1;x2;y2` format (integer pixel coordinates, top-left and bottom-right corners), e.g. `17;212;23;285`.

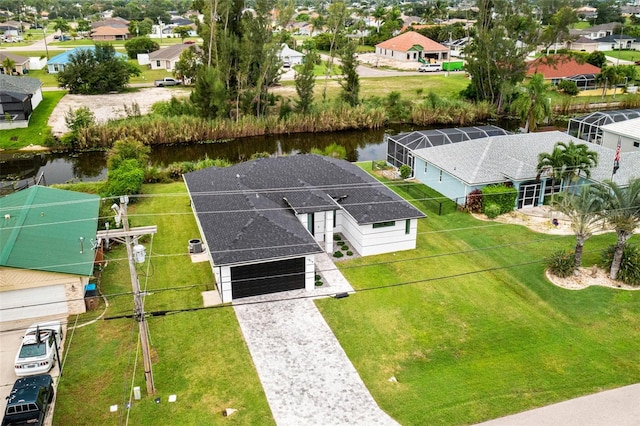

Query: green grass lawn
316;179;640;425
53;182;274;426
602;50;640;63
0;91;65;149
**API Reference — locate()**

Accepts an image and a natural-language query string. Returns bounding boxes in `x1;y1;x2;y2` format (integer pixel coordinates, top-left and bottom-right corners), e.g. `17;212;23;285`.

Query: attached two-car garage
0;285;68;322
231;258;306;299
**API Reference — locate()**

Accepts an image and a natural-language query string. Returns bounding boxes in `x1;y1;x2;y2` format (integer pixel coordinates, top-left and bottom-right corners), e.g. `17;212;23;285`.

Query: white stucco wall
602;131;640;153
413;157;471;204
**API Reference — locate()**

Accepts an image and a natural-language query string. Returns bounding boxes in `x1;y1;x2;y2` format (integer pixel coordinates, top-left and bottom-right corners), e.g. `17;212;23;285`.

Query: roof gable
149;43;198;60
0;186;100;276
184;155;425;265
0;74;41;96
376;31;447;52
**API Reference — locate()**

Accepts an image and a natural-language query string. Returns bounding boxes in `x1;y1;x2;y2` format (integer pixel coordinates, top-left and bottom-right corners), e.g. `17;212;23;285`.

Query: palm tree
553;185;603;267
597;178;640;280
2;57;16;75
511;73;551;132
598;65;622;99
560;141;598;192
537;144;566;203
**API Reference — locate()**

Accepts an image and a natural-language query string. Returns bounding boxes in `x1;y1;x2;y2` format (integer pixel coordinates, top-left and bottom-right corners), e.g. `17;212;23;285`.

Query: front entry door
520;183;539;208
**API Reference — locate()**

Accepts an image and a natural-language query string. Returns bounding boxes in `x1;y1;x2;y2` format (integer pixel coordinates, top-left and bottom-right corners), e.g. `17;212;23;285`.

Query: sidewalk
477;383;640;425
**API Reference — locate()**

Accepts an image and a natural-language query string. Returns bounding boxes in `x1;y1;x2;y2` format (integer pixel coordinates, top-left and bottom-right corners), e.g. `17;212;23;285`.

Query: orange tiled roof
526;55;601;78
376;31;447;52
91;26;129;36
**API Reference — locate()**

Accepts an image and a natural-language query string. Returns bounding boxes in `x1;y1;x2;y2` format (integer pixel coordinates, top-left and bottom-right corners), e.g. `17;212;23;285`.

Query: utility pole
97;197;157;395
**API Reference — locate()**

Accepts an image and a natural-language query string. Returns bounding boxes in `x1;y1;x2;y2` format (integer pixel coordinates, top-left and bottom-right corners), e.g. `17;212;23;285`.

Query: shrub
337;241;345;246
102;159;145;197
482;183;516;214
601;244;640;286
557;80;579;96
333;234;341;241
341;245;349;251
467;189;483;212
315;281;323;286
399;164;412;179
484;203;501;219
546;249;576;278
333;251;344;258
315;274;321;281
346;251;353;256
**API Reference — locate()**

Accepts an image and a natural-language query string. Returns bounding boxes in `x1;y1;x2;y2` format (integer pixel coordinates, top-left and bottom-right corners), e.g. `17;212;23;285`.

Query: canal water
1;120;528;188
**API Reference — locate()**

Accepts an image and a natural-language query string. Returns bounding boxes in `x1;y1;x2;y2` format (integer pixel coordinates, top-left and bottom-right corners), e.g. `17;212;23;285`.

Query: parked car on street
2;374;54;426
154;77;181;87
418;63;442;72
14;321;63;377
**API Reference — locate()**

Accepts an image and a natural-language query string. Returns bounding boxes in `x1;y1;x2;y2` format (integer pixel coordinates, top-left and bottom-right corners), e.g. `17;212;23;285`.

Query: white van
418;63;442;72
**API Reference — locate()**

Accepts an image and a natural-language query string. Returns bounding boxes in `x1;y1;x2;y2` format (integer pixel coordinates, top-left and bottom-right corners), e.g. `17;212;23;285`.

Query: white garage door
0;285;68;322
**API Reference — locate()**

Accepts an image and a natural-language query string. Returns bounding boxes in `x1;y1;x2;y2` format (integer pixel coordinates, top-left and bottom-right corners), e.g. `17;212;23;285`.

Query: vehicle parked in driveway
14;322;62;377
418;63;442;72
2;374;54;426
154;77;181;87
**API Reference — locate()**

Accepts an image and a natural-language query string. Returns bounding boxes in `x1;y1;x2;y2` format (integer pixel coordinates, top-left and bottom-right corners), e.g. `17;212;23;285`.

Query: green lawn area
602;50;640;63
0;91;65;149
316;178;640;425
53;182;274;426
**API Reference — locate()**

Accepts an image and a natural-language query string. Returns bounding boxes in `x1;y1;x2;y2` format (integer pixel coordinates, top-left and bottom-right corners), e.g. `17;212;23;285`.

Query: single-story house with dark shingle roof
375;31;449;63
0;74;43;129
184;155;426;302
409;131;640;209
0;186;100;322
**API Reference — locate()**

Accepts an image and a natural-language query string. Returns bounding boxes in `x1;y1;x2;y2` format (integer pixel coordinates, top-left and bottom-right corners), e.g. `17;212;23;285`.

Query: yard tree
295;49;319;114
594;0;623;25
561;141;599;192
510;73;551;132
598;65;623;98
537;143;566;202
173;25;192;42
586;51;607;68
174;45;202;83
129;19;154;37
53;18;70;34
322;1;348;100
463;0;540;112
553;185;603;267
57;43;141;94
190;66;229;119
596;178;640;280
124;37;160;59
339;40;360;107
541;6;578;51
76;19;91;35
1;57;16;75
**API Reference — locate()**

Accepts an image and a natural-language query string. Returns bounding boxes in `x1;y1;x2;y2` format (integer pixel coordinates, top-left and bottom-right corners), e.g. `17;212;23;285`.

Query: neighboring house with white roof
278;43;304;65
399;131;639;209
148;43;200;71
600;117;640;153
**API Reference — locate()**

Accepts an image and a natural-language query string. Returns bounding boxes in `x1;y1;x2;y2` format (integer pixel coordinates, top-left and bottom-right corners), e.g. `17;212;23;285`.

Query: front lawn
53;182;273;426
0;91;66;149
317;179;640;425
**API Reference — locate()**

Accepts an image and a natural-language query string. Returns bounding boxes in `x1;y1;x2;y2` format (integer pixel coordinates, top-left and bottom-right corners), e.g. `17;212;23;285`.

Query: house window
405;219;410;235
634;141;639;148
439;170;443;182
307;213;314;235
333;210;337;228
373;221;395;229
424;163;428;173
156;60;161;67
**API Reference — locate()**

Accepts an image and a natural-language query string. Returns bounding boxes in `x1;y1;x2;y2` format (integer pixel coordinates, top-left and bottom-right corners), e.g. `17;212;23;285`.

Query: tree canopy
57;44;141;94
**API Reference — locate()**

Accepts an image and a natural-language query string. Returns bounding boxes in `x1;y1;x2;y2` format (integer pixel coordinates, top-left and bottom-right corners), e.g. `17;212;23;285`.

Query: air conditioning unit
188;239;203;254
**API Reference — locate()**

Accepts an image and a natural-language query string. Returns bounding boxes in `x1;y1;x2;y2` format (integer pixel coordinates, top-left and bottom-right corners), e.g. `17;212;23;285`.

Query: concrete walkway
477;383;640;426
233;252;397;426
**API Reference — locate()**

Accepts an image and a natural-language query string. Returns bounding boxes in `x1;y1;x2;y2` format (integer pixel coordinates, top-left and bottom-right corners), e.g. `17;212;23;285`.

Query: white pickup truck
154;77;181;87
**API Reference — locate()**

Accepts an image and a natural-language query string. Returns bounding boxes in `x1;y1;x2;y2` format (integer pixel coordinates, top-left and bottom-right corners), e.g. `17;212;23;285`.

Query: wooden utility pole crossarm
99;197;157;395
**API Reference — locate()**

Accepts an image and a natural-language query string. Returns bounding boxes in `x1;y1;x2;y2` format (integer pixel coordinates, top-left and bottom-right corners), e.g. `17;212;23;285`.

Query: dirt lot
48;87;190;136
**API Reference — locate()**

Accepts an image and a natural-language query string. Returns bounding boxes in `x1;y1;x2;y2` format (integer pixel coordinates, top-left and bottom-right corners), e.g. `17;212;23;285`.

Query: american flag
613;136;621;175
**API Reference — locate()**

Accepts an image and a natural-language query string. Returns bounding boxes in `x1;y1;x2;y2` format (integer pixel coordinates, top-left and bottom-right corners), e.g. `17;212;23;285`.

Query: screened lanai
386;125;510;169
565;73;598;90
567;109;640;144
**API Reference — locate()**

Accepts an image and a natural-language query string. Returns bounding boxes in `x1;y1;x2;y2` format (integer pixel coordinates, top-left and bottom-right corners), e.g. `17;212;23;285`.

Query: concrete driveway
233;252;398;426
0;317;66;425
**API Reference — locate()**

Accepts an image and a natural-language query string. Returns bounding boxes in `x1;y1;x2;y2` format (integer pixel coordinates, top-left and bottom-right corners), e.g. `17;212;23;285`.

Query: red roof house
375;31;449;63
526;55;601;80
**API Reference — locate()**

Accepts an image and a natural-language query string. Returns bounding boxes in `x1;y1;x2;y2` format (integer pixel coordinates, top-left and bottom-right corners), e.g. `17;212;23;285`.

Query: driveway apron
233;254;398;426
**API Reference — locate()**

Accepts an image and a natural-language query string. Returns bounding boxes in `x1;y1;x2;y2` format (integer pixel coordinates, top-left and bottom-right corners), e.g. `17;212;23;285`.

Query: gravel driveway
48;87;190;136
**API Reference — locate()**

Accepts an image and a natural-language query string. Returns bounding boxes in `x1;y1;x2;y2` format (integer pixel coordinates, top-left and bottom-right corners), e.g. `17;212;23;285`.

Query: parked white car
14;321;63;377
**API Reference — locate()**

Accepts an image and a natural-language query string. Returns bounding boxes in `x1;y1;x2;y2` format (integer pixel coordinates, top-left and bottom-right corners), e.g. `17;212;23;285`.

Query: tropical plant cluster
481;184;517;216
602;244;640;286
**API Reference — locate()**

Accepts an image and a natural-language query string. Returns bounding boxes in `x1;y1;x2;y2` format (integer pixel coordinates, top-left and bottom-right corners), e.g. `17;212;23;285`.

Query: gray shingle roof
149;44;199;61
0;74;42;96
413;131;640;186
184;155;426;266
